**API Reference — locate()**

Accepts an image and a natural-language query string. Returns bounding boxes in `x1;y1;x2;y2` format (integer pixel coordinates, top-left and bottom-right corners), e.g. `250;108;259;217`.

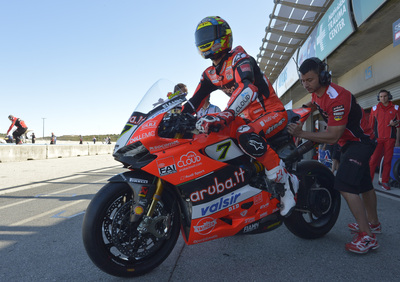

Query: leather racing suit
183;46;288;170
182;46;298;216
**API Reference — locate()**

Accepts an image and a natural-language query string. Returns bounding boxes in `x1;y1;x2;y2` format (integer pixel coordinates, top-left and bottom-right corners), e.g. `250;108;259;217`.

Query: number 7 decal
216;141;231;160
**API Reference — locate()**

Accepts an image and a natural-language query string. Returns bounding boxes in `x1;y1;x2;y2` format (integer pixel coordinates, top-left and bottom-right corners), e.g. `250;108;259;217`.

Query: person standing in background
196;96;221;117
50;132;56;144
6;115;28;144
369;89;400;191
174;83;188;95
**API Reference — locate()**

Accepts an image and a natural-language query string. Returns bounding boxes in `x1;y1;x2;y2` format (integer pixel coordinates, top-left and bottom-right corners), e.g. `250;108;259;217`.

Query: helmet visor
195;25;225;47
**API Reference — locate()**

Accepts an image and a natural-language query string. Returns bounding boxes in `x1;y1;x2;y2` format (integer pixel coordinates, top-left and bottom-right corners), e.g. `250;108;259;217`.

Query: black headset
377;89;392;101
308;57;332;86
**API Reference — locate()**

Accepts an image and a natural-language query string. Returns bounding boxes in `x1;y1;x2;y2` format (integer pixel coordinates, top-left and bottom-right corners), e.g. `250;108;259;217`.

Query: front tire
82;182;180;277
284;161;341;239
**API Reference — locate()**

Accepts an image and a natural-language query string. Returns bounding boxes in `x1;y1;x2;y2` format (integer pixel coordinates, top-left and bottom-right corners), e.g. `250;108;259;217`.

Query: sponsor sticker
129;131;155;143
140;120;157;131
177;151;202;171
157;156;177;176
129;178;148;184
191;186;260;218
249;140;264;151
189;168;246;202
254;193;263;205
243;222;259;233
332;105;344;112
149;140;180;152
193;217;217;235
239;63;251;72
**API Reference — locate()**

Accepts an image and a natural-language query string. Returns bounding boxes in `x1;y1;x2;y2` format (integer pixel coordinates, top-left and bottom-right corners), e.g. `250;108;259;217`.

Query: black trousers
12;127;28;144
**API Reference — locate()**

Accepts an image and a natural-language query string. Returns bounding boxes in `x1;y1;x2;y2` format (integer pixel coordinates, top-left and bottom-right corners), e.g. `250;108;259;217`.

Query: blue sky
0;0;273;137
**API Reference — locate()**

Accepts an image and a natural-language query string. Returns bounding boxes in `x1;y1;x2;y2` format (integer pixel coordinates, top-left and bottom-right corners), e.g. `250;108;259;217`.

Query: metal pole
42;118;46;139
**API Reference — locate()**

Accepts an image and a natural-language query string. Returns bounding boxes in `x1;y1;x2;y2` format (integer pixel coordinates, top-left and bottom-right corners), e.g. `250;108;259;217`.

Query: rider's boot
266;160;299;217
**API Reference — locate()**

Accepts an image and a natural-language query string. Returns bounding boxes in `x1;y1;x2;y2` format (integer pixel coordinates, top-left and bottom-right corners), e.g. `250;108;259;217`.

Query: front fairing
113;79;187;166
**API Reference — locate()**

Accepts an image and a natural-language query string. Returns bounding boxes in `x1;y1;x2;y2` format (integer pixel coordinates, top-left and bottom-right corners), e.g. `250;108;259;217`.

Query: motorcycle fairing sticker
156;156;177;176
191;185;260;219
179;166;250;205
204;138;244;161
147;95;187;120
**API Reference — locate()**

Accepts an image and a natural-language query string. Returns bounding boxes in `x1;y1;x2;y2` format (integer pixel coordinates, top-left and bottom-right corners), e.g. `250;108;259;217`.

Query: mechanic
6;115;28;145
287;57;380;254
369;89;400;190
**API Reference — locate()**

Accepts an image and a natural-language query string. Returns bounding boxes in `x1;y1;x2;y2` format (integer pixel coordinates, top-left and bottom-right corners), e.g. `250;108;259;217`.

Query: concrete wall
337;44;400;96
0;144;114;163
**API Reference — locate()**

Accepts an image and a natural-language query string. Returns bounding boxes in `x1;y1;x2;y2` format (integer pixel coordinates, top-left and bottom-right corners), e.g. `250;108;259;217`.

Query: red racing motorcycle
82;79;341;277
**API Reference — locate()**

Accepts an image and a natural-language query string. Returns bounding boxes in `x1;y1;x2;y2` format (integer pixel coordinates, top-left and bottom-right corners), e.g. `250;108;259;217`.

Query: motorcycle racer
182;16;298;216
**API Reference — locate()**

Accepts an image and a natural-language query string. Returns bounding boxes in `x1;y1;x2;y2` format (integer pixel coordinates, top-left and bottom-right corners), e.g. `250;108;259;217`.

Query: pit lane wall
0;144;114;163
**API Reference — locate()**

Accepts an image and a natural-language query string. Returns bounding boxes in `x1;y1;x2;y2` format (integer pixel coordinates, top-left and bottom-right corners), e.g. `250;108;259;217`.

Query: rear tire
392;159;400;183
284;161;341;239
82;182;180;277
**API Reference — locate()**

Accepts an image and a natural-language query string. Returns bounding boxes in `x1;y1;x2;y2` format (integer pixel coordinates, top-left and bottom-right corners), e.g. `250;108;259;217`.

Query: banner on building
298;0;355;66
394;18;400;47
352;0;387;27
275;52;300;98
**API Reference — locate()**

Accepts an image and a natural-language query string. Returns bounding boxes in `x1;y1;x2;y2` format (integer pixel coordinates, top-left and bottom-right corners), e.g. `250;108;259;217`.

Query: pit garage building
257;0;400;137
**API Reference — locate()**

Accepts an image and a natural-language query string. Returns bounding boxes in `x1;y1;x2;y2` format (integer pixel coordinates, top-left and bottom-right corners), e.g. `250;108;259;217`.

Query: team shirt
369;101;400;139
7;117;27;135
312;83;374;146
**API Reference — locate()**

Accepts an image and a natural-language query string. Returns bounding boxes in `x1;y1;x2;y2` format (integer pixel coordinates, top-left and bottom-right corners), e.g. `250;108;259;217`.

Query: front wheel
284;161;341;239
82;182;181;277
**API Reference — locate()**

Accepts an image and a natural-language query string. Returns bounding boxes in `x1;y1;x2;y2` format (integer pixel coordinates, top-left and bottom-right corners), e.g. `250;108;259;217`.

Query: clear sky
1;0;273;137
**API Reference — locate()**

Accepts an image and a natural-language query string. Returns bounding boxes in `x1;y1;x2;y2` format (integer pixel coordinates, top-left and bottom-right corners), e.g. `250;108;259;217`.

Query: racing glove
196;109;235;133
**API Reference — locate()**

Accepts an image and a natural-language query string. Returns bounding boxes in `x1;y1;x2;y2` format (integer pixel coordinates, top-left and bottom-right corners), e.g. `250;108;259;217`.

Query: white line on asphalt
10;200;86;226
0;174;84;196
0;177;108;211
0;165;120;195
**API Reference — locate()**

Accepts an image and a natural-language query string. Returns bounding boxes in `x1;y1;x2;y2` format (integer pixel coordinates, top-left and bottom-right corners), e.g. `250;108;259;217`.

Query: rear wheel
392;159;400;183
284;161;341;239
82;182;180;277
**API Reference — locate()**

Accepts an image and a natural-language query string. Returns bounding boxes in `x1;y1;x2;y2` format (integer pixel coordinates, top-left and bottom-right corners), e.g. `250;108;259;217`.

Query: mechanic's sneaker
381;183;391;190
348;222;382;234
345;232;379;254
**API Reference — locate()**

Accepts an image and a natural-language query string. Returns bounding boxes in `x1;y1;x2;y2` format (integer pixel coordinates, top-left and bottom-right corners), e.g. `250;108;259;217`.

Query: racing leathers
7;117;28;144
182;46;298;216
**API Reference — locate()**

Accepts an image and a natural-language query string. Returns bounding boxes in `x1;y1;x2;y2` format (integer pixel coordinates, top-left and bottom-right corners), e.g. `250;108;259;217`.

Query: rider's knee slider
237;125;267;158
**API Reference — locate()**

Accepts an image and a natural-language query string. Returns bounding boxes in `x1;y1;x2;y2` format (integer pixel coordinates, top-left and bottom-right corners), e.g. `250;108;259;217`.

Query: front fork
131;177;169;238
146;178;164;216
